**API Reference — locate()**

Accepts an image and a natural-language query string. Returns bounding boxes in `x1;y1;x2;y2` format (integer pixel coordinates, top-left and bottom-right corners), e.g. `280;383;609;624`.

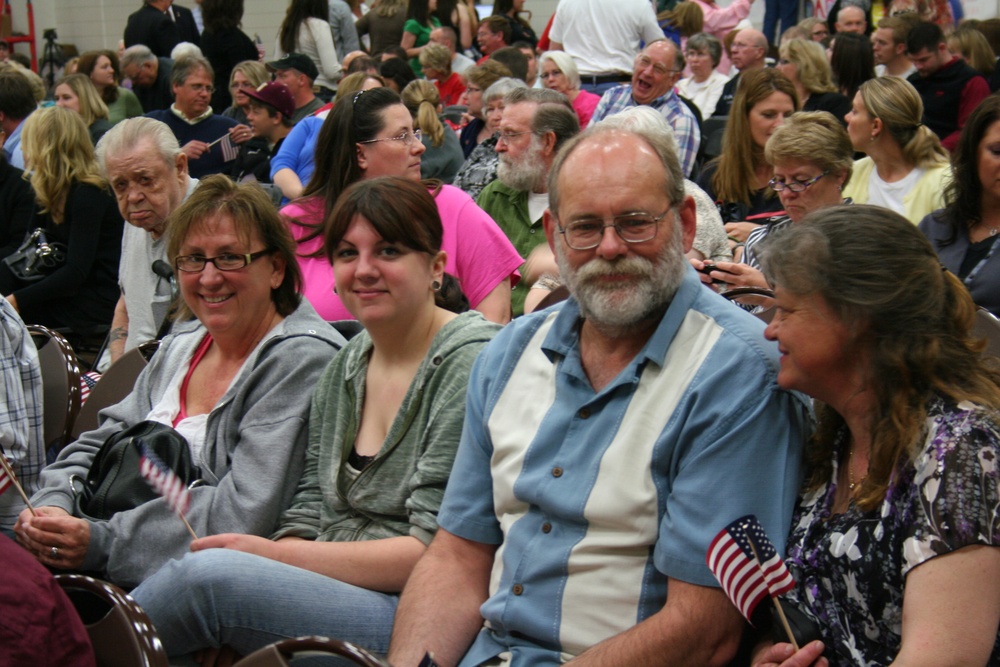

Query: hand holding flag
138;441;198;540
707;514;798;649
0;446;36;516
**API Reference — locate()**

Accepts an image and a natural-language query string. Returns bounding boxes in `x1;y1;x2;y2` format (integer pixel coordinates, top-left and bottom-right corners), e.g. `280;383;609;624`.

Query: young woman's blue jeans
130;549;399;658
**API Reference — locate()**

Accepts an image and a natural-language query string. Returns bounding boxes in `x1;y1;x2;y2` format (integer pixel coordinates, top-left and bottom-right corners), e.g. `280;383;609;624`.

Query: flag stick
179;513;198;541
745;530;799;651
0;454;36;516
206;132;229;148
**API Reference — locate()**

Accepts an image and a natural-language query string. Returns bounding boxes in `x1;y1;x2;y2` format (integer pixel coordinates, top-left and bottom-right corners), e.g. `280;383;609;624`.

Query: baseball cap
245;81;296;119
266;53;319;82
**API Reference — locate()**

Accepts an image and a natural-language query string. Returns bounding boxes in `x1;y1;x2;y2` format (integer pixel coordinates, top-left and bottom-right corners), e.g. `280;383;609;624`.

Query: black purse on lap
72;420;201;521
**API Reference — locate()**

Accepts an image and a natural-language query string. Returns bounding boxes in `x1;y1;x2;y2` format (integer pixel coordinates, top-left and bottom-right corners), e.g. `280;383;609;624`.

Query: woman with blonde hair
222;60;269;125
700;110;853;289
0;106;122;336
696;68;798;240
53;73;113;145
844;76;950;225
948;26;996;78
797;16;829;43
76;49;143;123
776;39;850;124
538;50;600;127
402;79;464;183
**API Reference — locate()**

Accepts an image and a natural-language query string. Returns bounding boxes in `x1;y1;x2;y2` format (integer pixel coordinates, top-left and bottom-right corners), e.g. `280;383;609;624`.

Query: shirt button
578;408;590;419
512;584;524;595
552;467;563;478
542;522;552;533
529;228;536;234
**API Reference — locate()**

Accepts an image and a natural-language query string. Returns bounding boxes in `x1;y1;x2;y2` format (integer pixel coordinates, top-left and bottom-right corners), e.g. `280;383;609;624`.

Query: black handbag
3;227;67;283
72;421;202;521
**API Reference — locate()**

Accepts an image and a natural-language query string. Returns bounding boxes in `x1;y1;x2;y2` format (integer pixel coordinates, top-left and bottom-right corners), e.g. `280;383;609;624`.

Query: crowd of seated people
1;1;999;665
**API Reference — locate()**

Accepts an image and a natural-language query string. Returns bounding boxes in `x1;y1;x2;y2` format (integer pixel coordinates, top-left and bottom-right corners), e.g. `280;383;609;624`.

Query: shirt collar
170;104;214;125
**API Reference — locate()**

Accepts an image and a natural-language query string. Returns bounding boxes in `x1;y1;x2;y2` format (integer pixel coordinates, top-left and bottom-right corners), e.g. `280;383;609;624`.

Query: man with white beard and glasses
387;123;810;666
477;87;579;316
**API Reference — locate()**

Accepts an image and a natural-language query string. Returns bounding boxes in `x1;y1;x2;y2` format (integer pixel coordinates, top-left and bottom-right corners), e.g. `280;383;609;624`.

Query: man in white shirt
548;0;663;94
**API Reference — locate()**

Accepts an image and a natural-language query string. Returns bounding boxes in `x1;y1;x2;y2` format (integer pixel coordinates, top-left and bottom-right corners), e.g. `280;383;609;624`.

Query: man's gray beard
497;139;547;192
556;219;687;332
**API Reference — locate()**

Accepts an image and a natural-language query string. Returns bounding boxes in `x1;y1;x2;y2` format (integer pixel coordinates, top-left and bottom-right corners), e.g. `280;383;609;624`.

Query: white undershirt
527;191;549;224
866;166;925;216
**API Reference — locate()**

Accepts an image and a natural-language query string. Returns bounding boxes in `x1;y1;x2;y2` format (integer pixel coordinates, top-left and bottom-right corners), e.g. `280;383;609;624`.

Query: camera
43;28;57;41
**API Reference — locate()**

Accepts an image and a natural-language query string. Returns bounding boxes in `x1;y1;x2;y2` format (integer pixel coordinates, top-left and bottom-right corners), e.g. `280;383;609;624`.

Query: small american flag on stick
138;442;198;540
207;132;241;162
706;514;796;626
0;445;36;515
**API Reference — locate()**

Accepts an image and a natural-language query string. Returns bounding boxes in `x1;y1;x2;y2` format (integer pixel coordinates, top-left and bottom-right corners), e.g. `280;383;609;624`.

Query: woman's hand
724;221;763;243
752;640;827;667
14;506;91;569
191;533;280;560
689;257;718;289
706;261;769;290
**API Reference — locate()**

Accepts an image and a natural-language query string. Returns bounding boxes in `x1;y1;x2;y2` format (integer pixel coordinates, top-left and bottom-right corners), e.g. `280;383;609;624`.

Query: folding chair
235;637;391;667
55;574;169;667
27;324;81;456
972;307;1000;359
720;286;777;323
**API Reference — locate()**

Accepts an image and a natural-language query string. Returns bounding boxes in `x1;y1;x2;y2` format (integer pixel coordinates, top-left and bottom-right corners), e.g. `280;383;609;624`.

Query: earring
870;135;877;142
431;280;441;292
332;285;338;294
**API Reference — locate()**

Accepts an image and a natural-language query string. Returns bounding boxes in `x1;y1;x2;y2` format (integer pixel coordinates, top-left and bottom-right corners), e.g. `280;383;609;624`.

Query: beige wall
5;0;562;64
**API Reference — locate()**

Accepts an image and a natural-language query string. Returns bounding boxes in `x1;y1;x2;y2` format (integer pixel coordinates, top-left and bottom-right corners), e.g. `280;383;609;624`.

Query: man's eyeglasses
357;129;423;146
557;210;671;250
768;170;830;192
174;249;273;272
186;83;215;94
495;130;535;143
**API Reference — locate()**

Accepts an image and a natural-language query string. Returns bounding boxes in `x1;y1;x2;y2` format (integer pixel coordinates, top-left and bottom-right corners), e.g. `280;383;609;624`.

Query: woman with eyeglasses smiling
14;176;346;589
697;111;853;290
281;86;522;324
130;176;499;664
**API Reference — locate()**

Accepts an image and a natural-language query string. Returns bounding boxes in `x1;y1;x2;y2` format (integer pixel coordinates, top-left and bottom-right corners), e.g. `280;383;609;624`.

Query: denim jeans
131;549;399;658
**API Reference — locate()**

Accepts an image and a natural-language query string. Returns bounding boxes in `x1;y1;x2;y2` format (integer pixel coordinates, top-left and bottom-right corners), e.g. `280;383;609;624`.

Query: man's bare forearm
388;530;497;667
107;296;128;363
569;580;744;667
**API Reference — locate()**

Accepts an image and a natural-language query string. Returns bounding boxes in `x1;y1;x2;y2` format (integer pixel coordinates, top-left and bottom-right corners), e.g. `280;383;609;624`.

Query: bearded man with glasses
388;122;810;667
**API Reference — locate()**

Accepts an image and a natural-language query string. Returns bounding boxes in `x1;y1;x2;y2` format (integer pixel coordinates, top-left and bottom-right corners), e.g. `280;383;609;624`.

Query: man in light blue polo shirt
388;122;810;667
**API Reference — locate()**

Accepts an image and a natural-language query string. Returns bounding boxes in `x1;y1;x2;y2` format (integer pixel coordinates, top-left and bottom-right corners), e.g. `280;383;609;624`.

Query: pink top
691;0;752;74
572;90;602;128
281;184;523;321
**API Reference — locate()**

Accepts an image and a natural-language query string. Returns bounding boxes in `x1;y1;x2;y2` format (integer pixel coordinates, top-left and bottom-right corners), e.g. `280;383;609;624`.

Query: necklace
848;443;857;491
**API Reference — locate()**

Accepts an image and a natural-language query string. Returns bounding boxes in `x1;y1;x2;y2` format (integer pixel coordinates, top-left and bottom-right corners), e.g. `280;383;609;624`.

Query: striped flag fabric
138;442;191;516
0;449;12;496
220;134;240;162
706;514;795;622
